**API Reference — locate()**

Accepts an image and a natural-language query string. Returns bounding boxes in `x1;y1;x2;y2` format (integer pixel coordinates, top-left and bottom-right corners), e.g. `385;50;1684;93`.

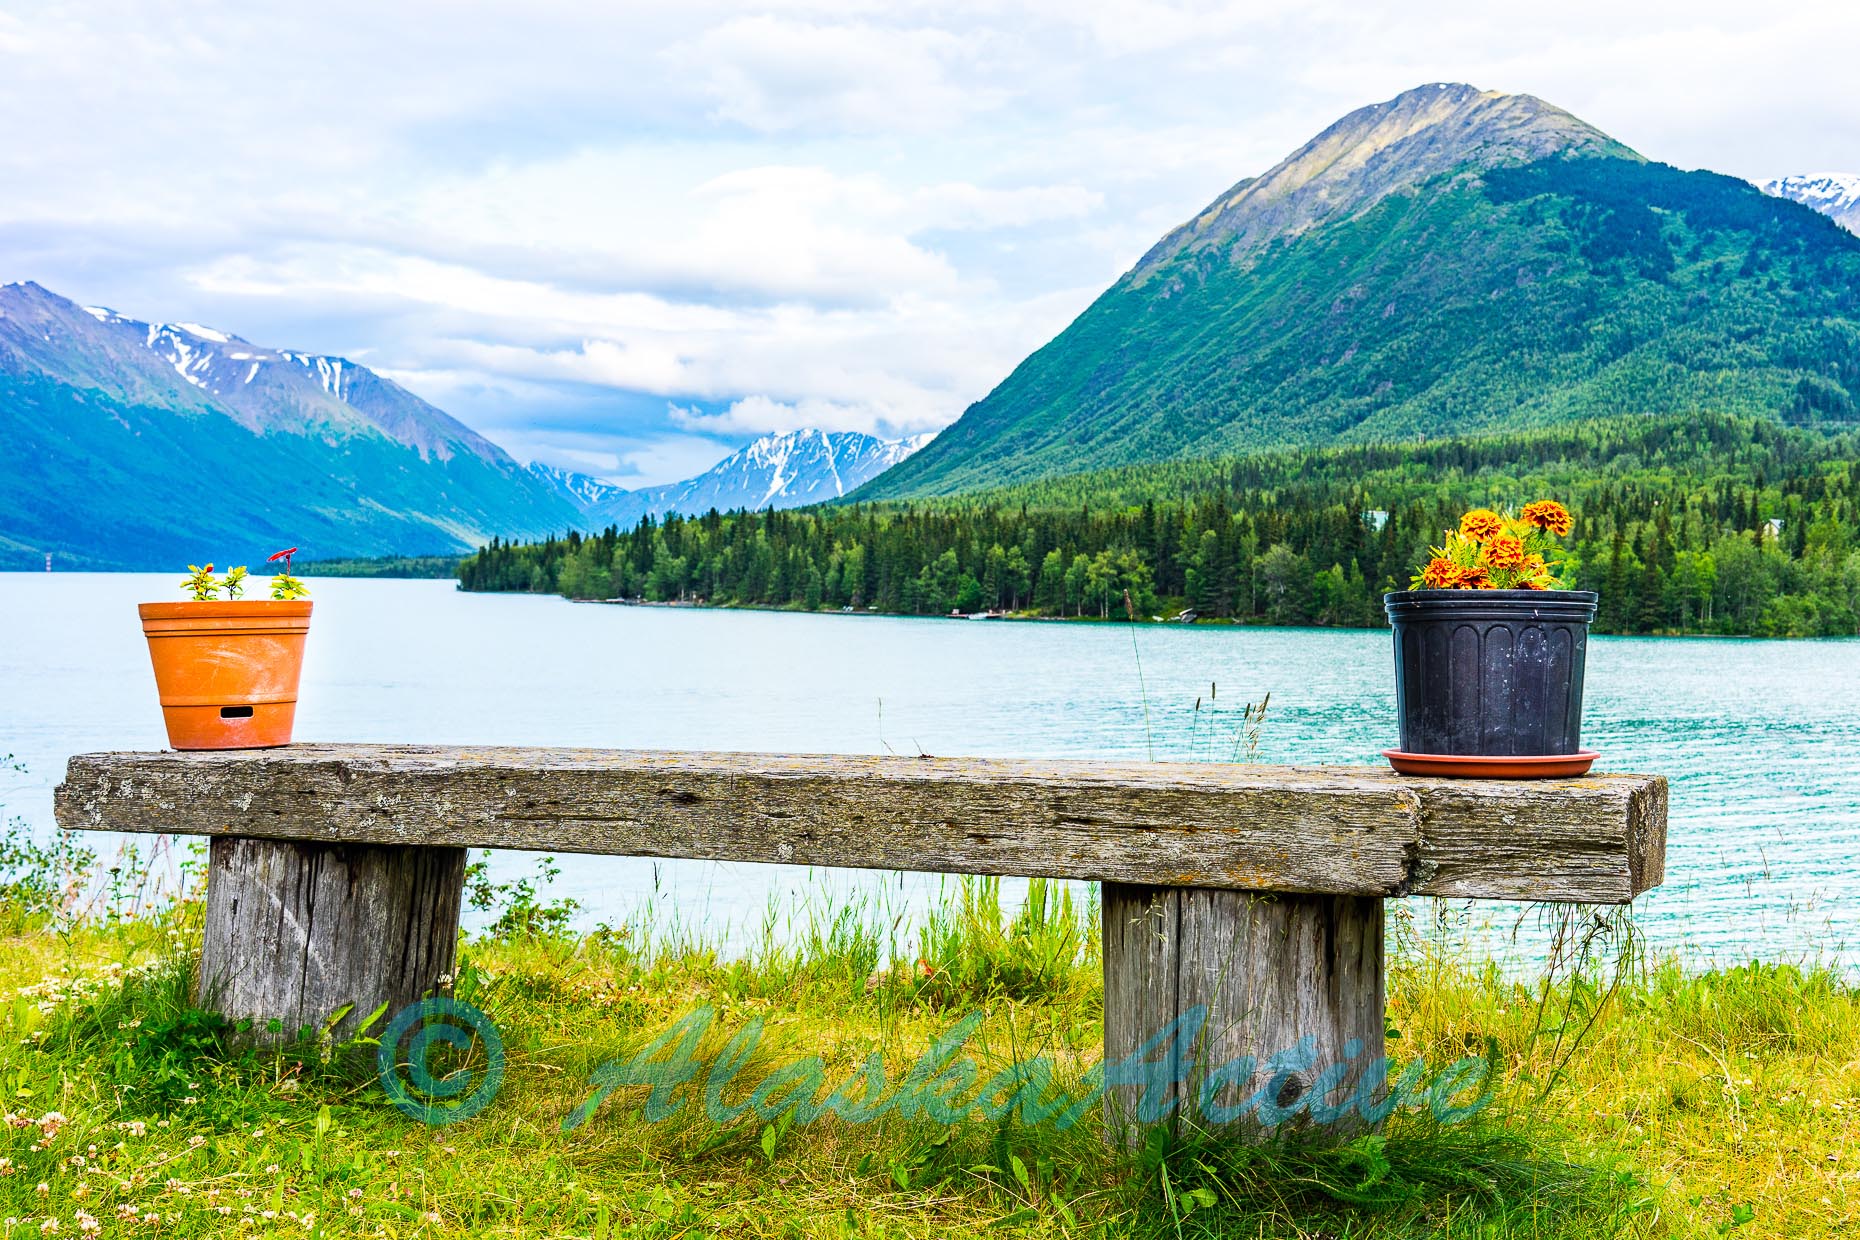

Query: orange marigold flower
1459;509;1504;541
1452;564;1492;589
1420;556;1457;589
1482;532;1526;571
1521;500;1573;536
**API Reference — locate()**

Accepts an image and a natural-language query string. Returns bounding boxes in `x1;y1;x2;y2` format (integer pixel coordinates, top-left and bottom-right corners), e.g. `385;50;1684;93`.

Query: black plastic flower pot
1383;590;1598;756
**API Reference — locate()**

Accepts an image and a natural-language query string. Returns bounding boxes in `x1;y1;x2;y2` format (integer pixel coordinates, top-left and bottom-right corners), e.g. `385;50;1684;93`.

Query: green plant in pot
1382;501;1599;777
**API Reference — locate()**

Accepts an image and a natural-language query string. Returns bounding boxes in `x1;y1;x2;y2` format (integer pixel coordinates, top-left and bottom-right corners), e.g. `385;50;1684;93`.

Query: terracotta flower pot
138;601;312;750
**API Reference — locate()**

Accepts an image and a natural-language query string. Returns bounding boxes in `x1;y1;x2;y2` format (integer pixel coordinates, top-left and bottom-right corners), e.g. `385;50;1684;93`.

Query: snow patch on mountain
540;429;934;528
1761;173;1860;233
527;463;629;510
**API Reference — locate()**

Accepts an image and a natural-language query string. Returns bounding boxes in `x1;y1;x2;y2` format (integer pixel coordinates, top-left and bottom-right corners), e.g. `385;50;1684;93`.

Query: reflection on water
2;574;1855;967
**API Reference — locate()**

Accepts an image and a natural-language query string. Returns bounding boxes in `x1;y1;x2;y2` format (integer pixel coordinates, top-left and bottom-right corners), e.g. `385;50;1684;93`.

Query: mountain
860;83;1860;498
1762;173;1860;234
0;281;579;570
545;429;932;528
527;462;630;512
1132;81;1630;278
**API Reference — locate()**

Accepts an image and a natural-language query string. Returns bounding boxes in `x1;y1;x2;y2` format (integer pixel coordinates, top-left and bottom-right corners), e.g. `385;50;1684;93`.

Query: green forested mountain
460;414;1860;638
861;84;1860;498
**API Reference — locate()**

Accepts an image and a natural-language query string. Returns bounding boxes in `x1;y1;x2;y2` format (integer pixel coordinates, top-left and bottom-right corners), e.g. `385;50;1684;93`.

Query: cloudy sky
3;2;1855;485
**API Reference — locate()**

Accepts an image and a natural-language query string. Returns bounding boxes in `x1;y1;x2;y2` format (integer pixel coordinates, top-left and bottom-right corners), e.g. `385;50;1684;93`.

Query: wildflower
1521;499;1574;536
1459;509;1504;541
1482;532;1526;571
37;1112;68;1140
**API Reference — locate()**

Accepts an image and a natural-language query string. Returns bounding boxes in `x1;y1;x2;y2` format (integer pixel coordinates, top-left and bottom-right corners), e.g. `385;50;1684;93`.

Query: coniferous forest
458;414;1860;637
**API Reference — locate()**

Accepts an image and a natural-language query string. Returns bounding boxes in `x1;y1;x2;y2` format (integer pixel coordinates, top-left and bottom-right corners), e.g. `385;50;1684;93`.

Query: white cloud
667;16;1010;133
488;427;736;488
670;394;909;437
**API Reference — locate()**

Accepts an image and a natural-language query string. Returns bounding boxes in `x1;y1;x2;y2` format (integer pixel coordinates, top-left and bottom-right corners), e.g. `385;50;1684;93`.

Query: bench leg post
1102;883;1384;1143
198;836;466;1041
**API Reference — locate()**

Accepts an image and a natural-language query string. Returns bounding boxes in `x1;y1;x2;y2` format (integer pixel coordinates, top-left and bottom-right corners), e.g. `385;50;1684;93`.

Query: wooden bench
56;744;1667;1135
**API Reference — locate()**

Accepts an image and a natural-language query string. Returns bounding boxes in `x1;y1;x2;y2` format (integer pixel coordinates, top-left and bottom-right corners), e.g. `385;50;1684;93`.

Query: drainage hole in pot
219;706;255;719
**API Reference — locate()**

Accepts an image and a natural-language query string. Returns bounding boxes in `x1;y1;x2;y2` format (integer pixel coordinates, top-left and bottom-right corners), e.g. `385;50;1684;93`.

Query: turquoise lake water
2;573;1855;968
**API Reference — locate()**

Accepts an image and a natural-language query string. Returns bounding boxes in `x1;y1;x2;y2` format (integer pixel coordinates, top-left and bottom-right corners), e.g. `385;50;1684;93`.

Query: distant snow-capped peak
537;427;935;526
526;462;628;509
1761;173;1860;232
715;428;933;510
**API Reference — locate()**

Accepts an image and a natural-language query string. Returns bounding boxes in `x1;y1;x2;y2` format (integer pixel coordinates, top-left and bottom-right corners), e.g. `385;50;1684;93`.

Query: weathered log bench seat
55;744;1667;1135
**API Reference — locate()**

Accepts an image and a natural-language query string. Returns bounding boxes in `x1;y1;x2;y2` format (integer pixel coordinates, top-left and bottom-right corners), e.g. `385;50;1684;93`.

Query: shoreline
541;589;1854;641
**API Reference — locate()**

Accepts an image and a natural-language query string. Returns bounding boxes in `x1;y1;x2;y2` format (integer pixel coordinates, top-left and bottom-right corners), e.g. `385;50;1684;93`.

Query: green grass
0;869;1854;1238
